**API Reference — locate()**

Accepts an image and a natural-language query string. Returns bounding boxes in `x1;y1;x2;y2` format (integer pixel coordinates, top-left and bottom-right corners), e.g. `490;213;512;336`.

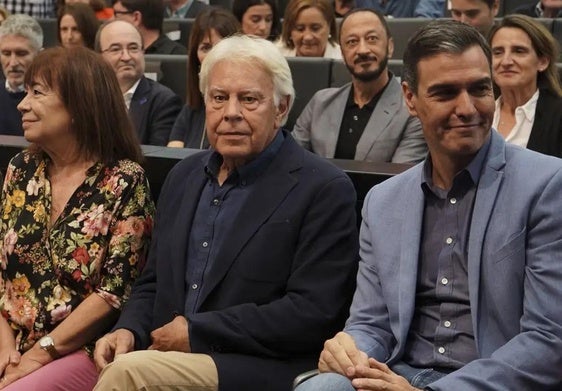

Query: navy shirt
184;131;285;315
403;135;491;371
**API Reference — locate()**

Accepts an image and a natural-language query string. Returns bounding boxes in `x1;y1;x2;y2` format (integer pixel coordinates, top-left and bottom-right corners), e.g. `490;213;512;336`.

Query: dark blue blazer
129;76;182;146
114;132;359;391
526;89;562;158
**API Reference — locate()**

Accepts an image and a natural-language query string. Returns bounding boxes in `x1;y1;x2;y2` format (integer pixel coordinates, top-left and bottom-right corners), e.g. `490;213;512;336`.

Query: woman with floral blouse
0;47;155;390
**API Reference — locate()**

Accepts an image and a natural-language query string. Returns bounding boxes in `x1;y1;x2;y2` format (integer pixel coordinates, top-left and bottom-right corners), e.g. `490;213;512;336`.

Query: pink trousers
3;350;98;391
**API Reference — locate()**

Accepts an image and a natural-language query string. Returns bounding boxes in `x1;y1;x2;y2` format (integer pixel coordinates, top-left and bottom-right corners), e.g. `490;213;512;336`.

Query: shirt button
441;277;449;285
212;198;219;206
444;320;452;328
445;237;453;245
202;241;208;248
438;346;445;354
450;197;457;204
191;284;198;290
353;115;358;121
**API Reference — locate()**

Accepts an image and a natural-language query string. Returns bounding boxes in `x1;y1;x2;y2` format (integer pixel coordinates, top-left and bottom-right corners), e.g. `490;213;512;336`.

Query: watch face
40;336;54;348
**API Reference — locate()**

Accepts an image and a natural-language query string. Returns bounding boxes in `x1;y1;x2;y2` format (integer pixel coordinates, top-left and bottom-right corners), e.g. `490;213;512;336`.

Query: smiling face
340;11;393;82
0;34;38;91
17;79;73;147
402;46;495;163
205;59;288;167
60;14;84;48
290;6;329;57
241;3;273;38
99;21;144;92
491;27;548;94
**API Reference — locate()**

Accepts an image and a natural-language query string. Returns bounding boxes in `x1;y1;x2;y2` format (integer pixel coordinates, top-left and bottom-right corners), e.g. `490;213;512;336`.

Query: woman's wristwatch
38;335;61;359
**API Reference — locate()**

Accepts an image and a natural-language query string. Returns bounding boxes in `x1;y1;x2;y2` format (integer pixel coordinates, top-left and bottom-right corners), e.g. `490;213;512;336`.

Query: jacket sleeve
147;87;183;146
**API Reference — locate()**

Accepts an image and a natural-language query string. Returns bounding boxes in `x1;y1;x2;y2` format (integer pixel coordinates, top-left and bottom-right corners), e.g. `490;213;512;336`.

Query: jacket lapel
467;131;506;346
326;84;352;158
397;166;425;346
128;77;150;142
196;135;302;308
355;77;401;160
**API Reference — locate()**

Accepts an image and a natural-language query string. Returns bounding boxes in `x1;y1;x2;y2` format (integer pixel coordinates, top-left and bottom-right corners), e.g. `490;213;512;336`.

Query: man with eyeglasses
113;0;188;55
92;35;359;391
95;19;182;146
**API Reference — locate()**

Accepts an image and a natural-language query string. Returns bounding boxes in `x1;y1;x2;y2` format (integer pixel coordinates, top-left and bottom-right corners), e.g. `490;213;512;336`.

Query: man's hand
94;329;135;372
148;315;190;352
0;352;44;389
318;331;369;376
349;358;422;391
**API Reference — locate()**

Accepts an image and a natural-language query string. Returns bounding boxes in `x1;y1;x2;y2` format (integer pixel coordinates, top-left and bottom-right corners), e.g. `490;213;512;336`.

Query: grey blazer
347;130;562;390
292;76;427;163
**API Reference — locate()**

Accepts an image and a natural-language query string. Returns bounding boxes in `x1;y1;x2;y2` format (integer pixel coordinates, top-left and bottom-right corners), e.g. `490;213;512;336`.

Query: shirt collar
495;89;539;124
165;0;193;17
123;78;141;109
205;130;285;185
345;73;390;110
5;79;24;93
422;133;492;192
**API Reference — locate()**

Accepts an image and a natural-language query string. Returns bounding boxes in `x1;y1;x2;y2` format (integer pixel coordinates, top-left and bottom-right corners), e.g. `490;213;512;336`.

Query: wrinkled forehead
0;34;37;52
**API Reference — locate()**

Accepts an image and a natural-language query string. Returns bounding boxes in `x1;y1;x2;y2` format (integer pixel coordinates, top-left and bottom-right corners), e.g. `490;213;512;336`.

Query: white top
492;89;539;148
274;40;342;60
123;79;141;110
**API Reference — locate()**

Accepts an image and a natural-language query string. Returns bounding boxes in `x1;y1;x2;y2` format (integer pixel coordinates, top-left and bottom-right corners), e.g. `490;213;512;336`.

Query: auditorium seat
144;54;188;103
286;57;332;131
387;18;433;59
37;18;58;48
163;18;194;47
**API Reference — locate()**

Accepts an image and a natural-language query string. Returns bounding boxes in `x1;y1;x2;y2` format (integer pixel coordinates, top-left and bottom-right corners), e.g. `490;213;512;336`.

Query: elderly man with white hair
93;35;359;391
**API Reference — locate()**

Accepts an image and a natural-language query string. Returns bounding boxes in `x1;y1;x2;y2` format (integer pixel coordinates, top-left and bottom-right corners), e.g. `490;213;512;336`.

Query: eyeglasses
101;44;143;56
113;9;135;16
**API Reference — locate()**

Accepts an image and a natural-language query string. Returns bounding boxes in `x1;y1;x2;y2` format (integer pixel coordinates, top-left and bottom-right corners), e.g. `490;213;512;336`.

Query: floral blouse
0;150;155;353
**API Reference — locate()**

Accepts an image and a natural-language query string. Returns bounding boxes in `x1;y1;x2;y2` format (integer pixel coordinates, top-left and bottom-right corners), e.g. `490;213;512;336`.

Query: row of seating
145;54;562;131
37;17;562;59
144;54;404;130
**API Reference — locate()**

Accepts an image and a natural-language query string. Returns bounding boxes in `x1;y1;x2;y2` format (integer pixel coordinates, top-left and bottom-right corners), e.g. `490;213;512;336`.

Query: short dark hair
57;3;100;49
232;0;280;41
117;0;164;32
403;19;492;94
338;7;390;44
24;47;143;164
488;14;562;97
187;7;240;109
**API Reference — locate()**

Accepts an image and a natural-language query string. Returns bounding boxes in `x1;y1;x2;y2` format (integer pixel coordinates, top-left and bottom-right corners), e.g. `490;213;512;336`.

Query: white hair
199;34;295;126
0;14;43;51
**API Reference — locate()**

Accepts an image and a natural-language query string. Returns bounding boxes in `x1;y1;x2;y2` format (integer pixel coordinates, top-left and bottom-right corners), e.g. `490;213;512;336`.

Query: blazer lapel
326;84;352;158
129;77;150;142
397;167;424;346
196;137;301;307
355;77;400;160
466;132;505;345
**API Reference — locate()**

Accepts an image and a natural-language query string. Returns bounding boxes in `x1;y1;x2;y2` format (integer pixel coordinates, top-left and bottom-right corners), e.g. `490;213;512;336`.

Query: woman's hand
0;349;47;389
0;348;20;376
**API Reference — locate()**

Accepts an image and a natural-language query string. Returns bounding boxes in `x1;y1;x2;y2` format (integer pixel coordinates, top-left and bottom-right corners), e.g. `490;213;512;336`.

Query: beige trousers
94;351;219;391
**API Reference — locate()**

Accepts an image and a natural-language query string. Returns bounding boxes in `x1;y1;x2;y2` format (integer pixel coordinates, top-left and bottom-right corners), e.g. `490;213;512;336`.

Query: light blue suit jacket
346;130;562;390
